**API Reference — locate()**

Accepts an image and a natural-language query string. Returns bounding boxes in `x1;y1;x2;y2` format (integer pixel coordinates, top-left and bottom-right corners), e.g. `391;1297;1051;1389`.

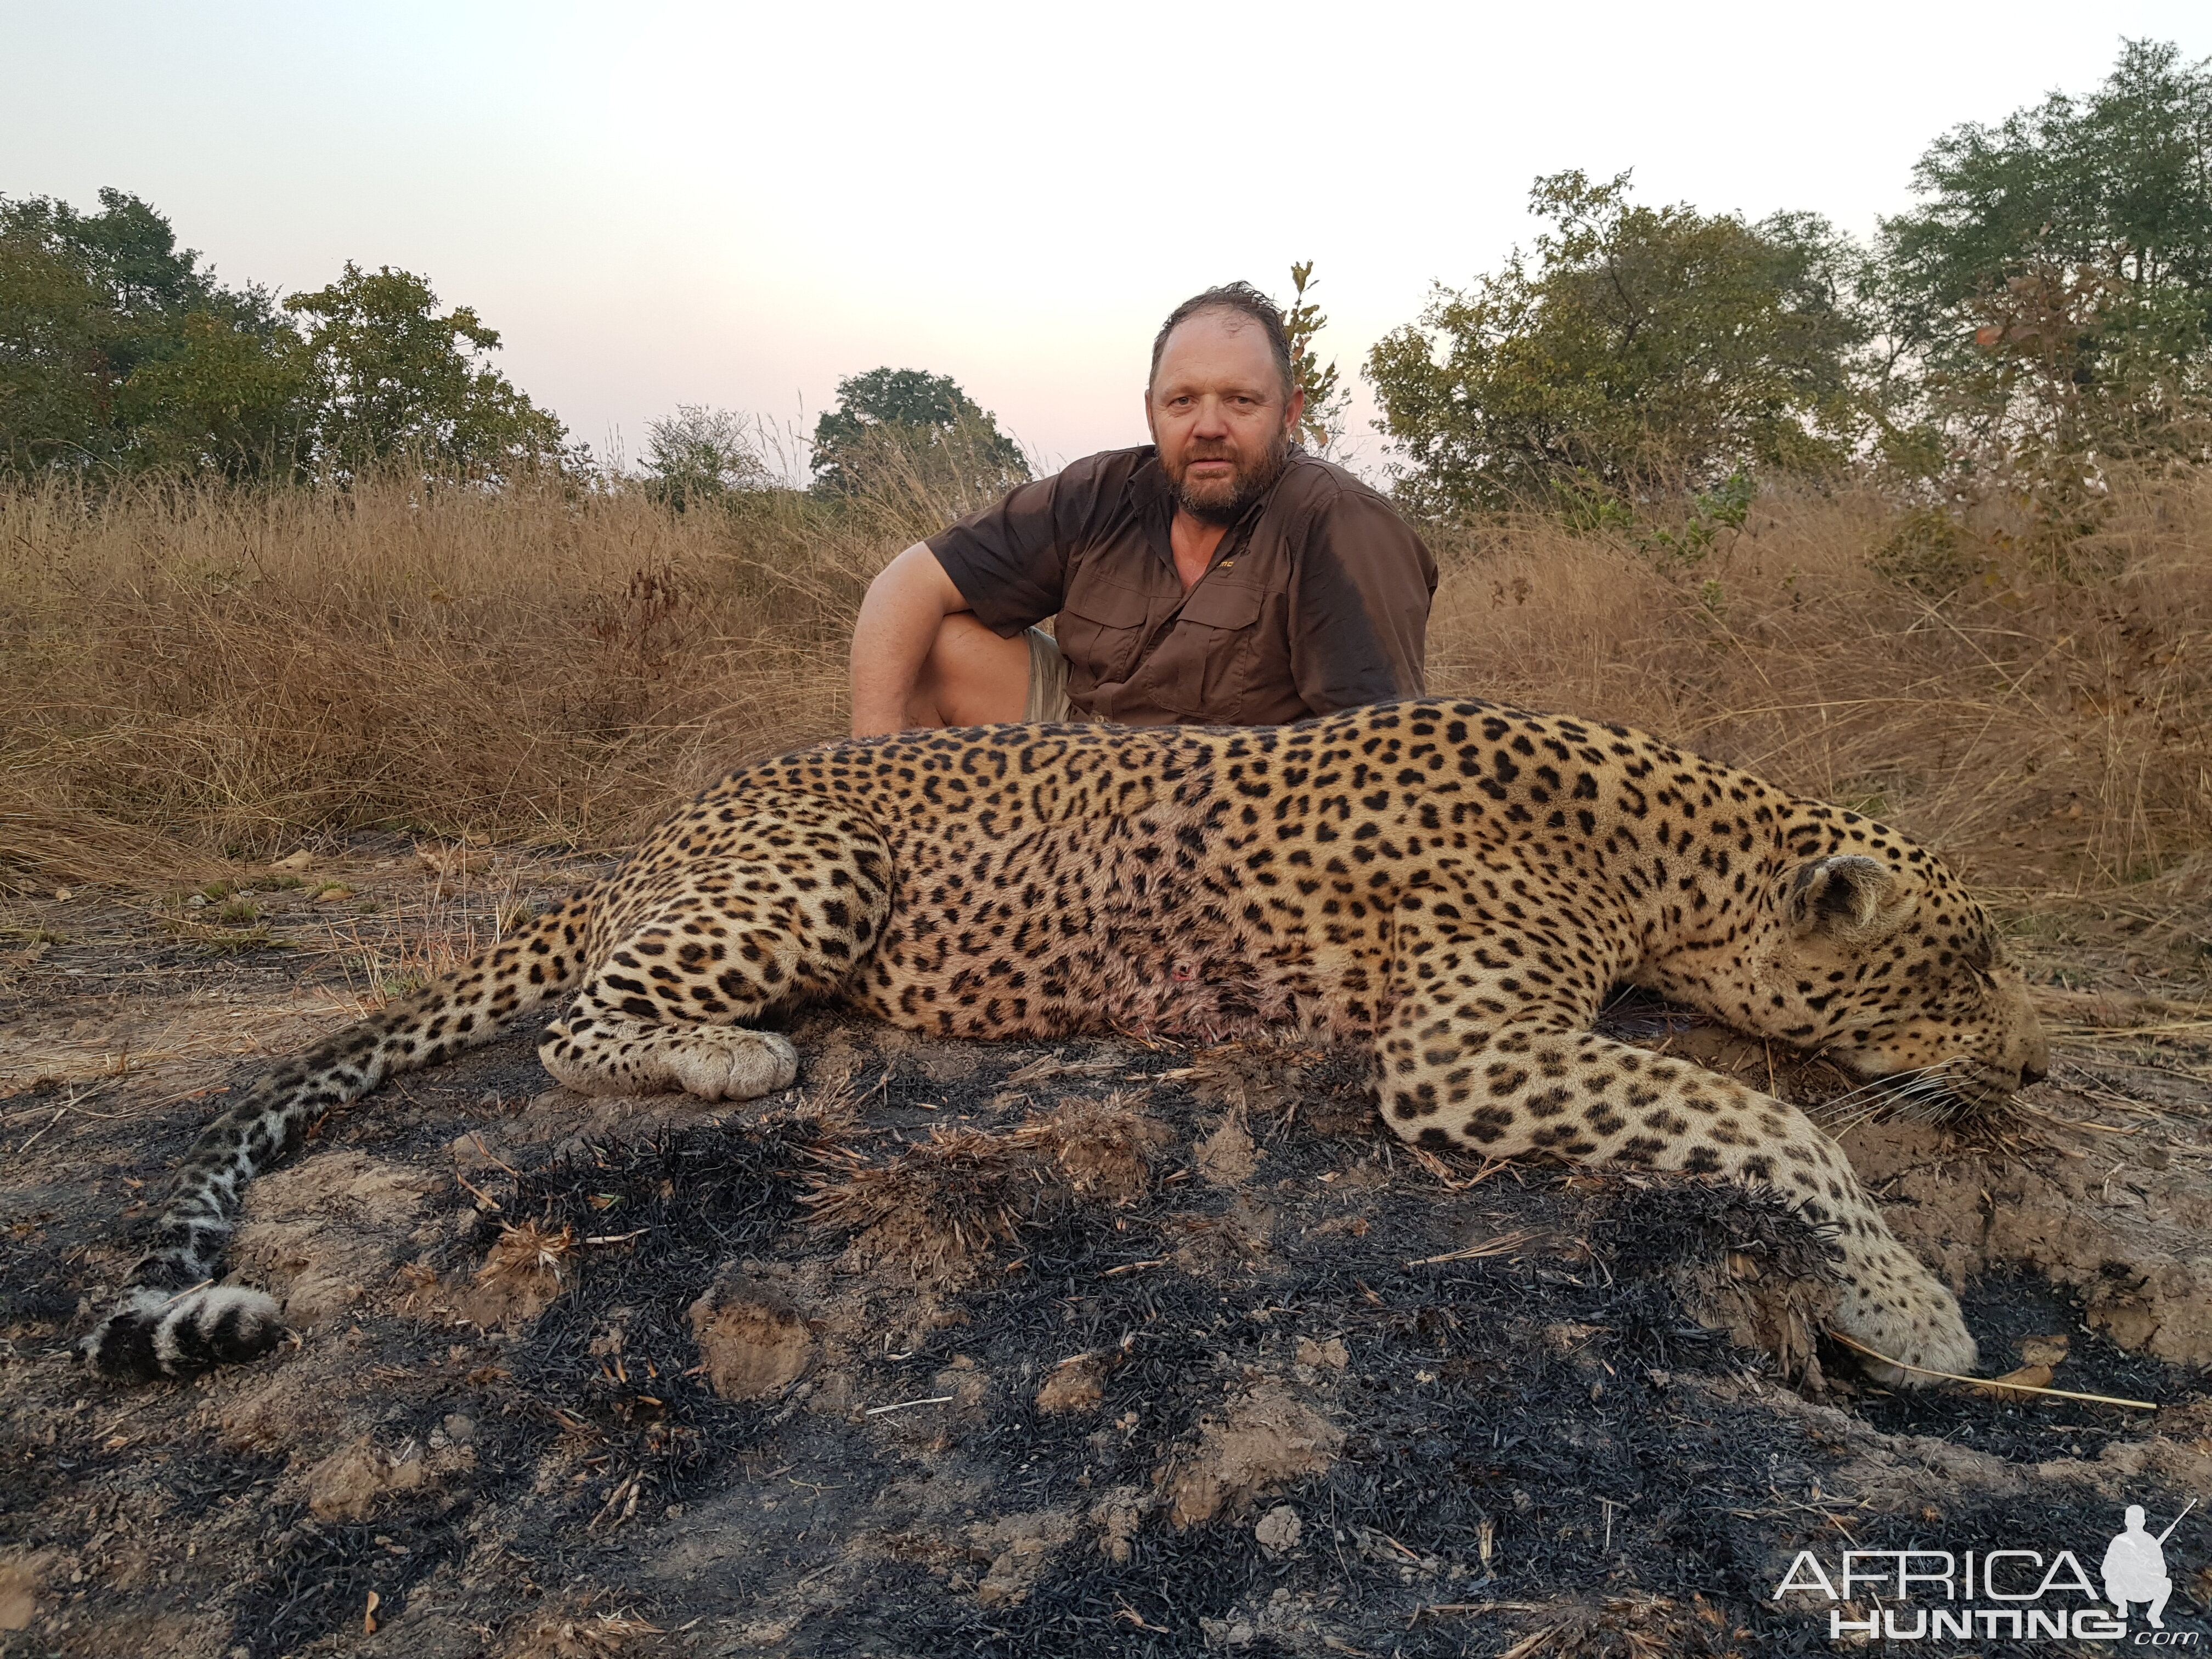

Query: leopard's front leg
1378;897;1976;1383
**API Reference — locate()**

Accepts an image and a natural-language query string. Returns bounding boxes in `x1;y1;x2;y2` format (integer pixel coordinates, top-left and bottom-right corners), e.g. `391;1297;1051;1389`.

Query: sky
5;1;2209;479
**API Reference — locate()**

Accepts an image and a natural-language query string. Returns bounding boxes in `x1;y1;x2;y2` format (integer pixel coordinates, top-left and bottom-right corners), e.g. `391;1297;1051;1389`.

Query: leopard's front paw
1832;1249;1977;1386
670;1028;800;1101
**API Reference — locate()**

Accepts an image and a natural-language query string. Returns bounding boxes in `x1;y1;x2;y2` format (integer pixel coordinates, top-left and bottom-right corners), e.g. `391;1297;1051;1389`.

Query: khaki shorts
1023;626;1074;724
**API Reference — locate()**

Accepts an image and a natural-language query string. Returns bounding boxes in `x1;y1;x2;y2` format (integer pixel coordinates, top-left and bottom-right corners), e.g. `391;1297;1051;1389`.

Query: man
848;283;1436;735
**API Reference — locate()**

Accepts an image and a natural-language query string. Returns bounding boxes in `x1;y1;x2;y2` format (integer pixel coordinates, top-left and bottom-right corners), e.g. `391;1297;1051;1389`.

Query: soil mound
5;986;2210;1656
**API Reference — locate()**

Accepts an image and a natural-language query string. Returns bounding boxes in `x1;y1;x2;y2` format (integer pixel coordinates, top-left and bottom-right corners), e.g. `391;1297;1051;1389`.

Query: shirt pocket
1170;579;1265;720
1057;577;1153;686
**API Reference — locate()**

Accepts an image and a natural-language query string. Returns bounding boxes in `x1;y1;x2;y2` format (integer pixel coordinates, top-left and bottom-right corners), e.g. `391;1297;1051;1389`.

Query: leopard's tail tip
81;1285;287;1383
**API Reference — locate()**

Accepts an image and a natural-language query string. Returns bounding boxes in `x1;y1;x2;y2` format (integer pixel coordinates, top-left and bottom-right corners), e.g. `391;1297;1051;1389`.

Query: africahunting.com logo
1773;1499;2199;1644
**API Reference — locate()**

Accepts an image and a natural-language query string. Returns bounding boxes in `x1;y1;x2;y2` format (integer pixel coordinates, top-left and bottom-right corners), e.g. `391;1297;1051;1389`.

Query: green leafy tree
641;404;771;511
1883;40;2212;353
1365;171;1873;517
0;212;114;468
809;367;1026;497
1879;39;2212;476
116;309;317;475
283;263;566;482
1;189;312;476
3;188;222;328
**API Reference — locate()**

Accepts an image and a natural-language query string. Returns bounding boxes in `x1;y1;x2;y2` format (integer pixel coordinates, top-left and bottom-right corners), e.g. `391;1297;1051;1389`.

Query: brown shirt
927;445;1437;726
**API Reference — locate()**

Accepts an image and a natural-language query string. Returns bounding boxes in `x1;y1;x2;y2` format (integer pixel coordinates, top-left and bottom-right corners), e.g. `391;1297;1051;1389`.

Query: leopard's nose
2019;1058;2048;1087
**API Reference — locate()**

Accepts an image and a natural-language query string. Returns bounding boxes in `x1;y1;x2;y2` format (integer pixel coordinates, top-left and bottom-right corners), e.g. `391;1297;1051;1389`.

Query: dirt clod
686;1269;815;1401
1011;1093;1170;1201
1195;1113;1257;1187
453;1218;574;1328
1295;1335;1349;1370
1254;1503;1304;1555
0;1558;46;1632
303;1436;433;1521
968;1510;1077;1607
1034;1352;1109;1415
1162;1379;1344;1529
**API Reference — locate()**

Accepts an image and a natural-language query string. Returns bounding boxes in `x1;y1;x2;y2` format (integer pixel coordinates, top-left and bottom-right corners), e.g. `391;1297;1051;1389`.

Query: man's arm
1286;489;1440;715
847;450;1125;735
850;542;973;737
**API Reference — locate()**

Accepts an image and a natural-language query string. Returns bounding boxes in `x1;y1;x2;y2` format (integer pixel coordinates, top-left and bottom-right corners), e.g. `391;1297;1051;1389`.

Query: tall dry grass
4;464;2209;954
1426;477;2212;904
0;459;968;883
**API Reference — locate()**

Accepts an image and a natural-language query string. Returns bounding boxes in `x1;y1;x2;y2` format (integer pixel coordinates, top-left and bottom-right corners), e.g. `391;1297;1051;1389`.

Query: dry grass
0;427;1015;891
0;465;953;880
803;1097;1171;1278
4;464;2208;961
1423;473;2212;952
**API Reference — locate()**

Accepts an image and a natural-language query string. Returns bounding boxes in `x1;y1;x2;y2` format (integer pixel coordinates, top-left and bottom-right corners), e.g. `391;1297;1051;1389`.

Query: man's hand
849;543;971;736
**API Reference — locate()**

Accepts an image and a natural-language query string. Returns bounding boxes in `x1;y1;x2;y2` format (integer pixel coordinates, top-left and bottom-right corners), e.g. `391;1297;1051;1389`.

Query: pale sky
6;2;2208;479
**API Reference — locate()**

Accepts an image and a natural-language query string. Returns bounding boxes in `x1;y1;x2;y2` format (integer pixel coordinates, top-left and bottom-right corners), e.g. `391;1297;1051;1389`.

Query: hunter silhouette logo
1772;1496;2201;1644
2105;1500;2196;1631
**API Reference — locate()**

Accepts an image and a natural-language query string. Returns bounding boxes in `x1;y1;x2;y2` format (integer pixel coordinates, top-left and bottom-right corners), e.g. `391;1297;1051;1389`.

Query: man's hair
1149;283;1295;400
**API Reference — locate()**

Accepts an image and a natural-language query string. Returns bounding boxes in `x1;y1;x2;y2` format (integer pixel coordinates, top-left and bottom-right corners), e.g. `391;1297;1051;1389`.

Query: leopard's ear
1786;855;1901;938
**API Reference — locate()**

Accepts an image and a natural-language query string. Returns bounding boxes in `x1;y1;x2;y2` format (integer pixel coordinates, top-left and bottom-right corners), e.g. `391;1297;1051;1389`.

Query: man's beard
1170;431;1291;526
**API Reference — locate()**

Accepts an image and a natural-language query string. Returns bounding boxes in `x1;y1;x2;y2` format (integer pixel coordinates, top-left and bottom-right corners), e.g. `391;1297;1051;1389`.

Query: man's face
1146;311;1305;526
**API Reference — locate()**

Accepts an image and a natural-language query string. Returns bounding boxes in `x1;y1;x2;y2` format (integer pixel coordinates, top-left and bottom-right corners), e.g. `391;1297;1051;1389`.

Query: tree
284;263;566;482
1365;172;1873;517
0;210;115;469
0;188;312;476
1282;261;1351;455
1879;39;2212;475
809;367;1026;497
116;308;318;475
641;404;771;511
1883;41;2212;352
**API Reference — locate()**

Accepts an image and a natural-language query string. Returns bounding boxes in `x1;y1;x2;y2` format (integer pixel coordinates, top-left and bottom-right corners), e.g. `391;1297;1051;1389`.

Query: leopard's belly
845;803;1381;1040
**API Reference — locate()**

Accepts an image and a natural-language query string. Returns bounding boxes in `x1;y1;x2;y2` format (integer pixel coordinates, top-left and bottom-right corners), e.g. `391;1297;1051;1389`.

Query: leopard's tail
82;893;595;1383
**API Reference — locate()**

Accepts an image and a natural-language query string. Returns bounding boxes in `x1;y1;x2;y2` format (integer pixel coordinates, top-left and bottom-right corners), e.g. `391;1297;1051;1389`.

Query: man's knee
914;613;1029;727
923;611;999;670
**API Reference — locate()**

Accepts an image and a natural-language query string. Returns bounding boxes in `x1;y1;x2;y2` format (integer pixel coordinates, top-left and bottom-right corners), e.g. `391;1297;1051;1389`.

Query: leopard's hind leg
83;895;594;1383
538;799;891;1100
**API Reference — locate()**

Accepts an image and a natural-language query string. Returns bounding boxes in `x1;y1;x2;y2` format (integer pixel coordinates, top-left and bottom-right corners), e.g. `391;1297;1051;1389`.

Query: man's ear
1786;855;1902;937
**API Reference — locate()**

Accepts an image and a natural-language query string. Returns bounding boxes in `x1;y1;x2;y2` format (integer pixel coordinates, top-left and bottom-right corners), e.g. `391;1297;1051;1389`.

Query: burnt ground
3;847;2211;1658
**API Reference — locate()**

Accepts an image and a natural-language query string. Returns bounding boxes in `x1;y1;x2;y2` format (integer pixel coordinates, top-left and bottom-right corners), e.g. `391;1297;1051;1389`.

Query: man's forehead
1153;311;1279;390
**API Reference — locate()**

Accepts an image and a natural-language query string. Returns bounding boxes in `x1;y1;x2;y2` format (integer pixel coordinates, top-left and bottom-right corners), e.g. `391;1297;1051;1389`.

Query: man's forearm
849;542;968;736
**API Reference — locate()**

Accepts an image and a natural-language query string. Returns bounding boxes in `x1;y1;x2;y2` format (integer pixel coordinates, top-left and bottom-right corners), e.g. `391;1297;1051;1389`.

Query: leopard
82;697;2047;1387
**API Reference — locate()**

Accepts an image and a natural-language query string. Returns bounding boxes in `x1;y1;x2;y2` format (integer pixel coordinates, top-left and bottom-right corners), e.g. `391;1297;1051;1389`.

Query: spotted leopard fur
84;699;2047;1384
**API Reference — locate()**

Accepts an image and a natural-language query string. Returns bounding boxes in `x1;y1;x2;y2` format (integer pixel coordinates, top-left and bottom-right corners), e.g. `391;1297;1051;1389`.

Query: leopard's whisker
1876;1061;1988;1126
1810;1060;1973;1137
1808;1060;1957;1124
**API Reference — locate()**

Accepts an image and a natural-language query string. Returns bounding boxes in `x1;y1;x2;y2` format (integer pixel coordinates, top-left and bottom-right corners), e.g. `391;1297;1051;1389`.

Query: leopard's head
1730;849;2048;1116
